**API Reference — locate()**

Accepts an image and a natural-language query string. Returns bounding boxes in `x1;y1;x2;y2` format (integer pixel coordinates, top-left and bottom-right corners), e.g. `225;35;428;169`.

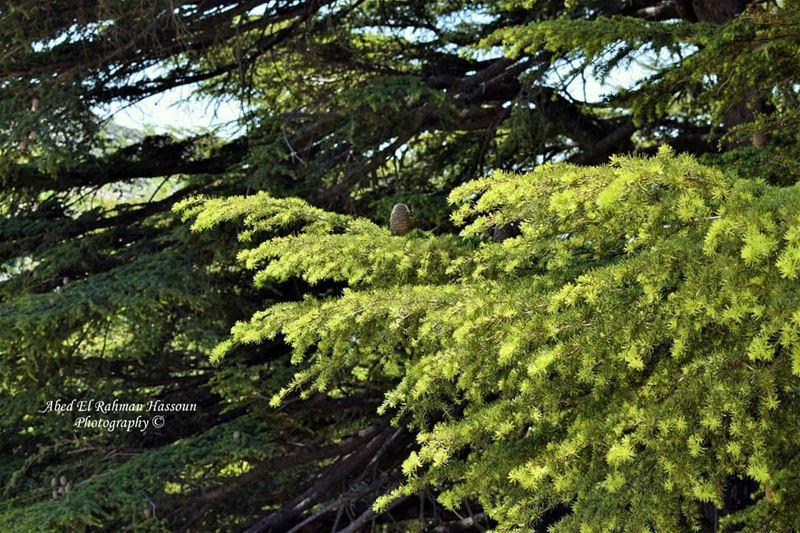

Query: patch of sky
98;3;685;139
551;44;687;103
32;20;114;52
100;83;245;140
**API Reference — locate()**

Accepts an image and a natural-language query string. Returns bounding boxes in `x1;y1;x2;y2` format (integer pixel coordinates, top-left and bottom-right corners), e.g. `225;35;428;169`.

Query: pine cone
389;203;411;235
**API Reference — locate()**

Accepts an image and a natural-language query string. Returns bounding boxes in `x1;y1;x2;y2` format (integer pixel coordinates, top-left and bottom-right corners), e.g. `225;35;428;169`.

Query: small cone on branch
59;475;67;487
233;430;241;440
51;490;58;500
50;477;57;488
389;203;411;235
143;507;152;519
31;96;41;112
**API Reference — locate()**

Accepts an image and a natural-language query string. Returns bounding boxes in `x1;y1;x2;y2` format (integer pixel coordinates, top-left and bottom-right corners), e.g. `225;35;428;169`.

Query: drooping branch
6;135;248;192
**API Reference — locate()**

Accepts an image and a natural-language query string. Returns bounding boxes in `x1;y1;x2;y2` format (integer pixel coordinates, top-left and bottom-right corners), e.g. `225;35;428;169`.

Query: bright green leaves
747;458;771;485
741;226;778;266
776;220;800;279
606;437;636;466
676;190;711;222
176;191;351;240
177;192;469;290
509;462;550;491
776;244;800;279
747;334;774;362
691;478;720;503
184;151;800;530
450;147;728;277
402;451;423;477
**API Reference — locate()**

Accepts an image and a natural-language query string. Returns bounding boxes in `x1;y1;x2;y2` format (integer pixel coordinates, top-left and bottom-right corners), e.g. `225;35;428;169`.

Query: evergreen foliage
1;0;799;530
183;148;800;530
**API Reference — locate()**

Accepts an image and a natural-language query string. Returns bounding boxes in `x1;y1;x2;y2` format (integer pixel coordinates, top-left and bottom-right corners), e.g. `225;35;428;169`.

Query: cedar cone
390;203;411;235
